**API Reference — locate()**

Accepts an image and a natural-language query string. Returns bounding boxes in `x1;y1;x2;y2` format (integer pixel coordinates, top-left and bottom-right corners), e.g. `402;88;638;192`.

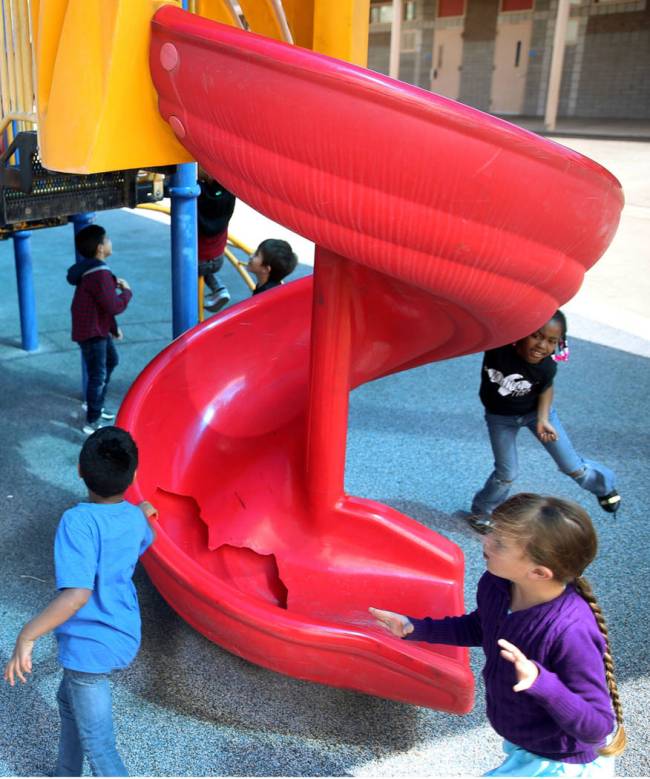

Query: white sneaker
82;420;108;436
204;288;231;313
81;403;115;420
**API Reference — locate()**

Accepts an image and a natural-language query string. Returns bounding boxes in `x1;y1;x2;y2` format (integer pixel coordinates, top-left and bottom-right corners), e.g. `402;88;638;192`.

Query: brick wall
458;0;499;110
574;4;650;118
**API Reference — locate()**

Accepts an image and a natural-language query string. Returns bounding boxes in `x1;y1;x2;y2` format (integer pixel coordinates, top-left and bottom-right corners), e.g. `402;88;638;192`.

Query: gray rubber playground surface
0;205;648;776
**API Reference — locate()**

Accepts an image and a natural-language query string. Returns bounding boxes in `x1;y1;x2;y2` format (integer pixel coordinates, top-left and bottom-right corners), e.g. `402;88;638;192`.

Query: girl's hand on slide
369;607;414;638
498;638;539;691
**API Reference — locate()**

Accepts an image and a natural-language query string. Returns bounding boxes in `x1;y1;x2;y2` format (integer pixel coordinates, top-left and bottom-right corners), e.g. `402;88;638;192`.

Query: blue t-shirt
54;500;154;673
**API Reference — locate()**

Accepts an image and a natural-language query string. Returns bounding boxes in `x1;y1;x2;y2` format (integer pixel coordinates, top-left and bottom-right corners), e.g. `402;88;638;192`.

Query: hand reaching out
369;607;414;638
498;638;539;691
139;500;158;520
4;635;34;686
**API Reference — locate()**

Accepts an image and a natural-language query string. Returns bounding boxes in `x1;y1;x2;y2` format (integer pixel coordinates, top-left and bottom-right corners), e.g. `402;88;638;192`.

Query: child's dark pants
79;336;118;423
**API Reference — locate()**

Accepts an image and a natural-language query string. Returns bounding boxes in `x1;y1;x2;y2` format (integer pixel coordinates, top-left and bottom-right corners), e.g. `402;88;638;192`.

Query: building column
389;0;403;79
544;0;571;131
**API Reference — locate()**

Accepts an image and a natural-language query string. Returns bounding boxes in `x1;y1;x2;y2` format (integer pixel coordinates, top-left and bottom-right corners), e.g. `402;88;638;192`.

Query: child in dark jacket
67;225;132;435
248;238;297;295
197;173;236;312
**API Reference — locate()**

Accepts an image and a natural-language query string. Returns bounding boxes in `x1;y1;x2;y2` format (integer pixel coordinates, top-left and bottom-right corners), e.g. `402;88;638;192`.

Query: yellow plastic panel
194;0;240;26
37;0;192;173
239;0;285;41
313;0;370;66
280;0;313;49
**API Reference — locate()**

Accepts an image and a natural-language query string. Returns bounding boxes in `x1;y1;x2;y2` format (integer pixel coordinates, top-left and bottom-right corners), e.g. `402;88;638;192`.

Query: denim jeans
472;407;616;515
198;254;226;294
55;669;127;777
79;337;118;423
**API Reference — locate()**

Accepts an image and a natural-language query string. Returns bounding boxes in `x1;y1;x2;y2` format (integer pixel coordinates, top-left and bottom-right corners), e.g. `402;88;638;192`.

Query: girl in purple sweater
370;493;626;776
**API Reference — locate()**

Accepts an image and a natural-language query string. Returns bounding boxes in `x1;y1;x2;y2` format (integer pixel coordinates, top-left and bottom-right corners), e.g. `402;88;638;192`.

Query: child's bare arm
139;501;158;543
536;386;557;442
369;607;414;637
4;588;92;686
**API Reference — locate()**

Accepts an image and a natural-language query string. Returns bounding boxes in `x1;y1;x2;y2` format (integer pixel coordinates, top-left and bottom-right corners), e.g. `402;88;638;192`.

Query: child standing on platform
371;493;626;776
4;427;157;777
67;225;132;435
470;310;620;529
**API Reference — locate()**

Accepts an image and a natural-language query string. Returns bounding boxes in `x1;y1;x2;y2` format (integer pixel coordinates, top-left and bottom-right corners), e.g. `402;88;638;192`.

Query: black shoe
598;490;621;514
455;509;492;535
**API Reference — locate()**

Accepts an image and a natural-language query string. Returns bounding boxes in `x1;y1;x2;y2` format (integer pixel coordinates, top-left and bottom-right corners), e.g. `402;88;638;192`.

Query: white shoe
81;403;115;420
82;420;108;436
204;288;231;312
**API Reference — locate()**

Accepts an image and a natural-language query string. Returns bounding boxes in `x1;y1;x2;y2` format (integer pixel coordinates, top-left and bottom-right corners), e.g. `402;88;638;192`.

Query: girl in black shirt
470;311;620;529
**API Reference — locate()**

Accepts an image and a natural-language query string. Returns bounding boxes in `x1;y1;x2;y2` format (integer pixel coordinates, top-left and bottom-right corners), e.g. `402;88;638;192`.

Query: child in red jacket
67;225;132;435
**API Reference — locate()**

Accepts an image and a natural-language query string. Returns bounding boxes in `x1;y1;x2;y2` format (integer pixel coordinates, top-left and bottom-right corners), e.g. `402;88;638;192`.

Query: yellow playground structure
3;0;370;175
0;0;370;346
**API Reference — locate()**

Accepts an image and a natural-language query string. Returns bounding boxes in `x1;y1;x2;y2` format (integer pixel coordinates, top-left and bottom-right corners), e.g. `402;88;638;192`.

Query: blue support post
71;213;96;398
170;162;199;339
13;231;38;352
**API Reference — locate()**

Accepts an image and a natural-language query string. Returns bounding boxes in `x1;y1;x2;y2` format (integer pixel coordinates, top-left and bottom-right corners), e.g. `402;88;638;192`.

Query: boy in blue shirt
4;427;156;777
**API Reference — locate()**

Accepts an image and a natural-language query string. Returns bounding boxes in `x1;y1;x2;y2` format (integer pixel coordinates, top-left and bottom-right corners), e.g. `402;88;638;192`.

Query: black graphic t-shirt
479;345;557;416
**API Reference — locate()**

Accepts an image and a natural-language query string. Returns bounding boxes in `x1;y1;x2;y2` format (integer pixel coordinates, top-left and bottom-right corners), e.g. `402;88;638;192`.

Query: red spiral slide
118;6;622;713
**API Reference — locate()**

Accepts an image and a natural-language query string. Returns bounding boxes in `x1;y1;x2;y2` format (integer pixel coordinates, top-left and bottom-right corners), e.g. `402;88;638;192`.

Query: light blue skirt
484;740;615;777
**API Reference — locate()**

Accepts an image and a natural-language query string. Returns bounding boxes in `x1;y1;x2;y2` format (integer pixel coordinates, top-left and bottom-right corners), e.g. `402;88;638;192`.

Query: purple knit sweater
406;572;614;763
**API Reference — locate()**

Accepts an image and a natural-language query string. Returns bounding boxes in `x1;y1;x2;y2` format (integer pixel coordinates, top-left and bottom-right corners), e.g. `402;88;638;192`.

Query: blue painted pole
71;213;96;397
13;230;38;352
168;0;200;339
170;162;199;339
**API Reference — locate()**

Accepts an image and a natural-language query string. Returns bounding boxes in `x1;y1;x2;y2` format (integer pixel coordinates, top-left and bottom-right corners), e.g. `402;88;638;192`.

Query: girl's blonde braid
574;576;627;757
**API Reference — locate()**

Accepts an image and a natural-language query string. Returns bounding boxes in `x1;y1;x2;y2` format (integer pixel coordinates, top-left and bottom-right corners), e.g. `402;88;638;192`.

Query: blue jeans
472;408;616;515
55;669;128;777
484;739;614;776
79;337;118;424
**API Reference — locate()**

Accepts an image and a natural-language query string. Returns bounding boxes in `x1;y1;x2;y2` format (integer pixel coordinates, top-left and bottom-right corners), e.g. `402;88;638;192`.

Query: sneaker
81;403;115;420
204;288;231;313
597;490;621;514
466;513;493;535
82;419;107;436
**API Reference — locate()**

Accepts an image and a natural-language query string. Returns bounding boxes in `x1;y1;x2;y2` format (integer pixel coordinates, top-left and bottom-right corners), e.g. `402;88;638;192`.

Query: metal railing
136;202;256;322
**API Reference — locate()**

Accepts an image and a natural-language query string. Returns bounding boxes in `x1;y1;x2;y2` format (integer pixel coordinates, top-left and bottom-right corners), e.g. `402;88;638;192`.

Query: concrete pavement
0;133;648;777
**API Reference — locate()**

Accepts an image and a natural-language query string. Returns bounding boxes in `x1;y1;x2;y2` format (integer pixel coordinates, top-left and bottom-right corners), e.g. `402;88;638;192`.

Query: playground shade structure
118;6;623;712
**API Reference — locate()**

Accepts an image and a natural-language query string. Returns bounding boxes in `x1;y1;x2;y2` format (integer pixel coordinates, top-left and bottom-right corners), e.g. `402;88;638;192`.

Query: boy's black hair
257;239;298;282
79;426;138;498
75;224;107;259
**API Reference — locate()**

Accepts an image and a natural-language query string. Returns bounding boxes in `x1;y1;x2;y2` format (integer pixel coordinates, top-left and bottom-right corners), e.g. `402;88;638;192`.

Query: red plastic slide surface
119;6;622;713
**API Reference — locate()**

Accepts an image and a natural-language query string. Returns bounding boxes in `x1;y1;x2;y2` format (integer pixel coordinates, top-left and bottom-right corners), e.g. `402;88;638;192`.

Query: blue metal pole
71;213;96;396
71;212;96;259
170;162;199;339
168;0;200;339
13;230;38;352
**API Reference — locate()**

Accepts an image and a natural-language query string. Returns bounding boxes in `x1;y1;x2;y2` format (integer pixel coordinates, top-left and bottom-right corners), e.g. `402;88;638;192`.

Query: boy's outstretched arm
139;500;158;543
4;588;92;686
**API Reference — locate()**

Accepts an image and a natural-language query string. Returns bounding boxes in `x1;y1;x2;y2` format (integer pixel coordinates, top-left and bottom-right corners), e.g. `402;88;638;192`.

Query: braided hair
574;576;627;756
492;493;626;756
550;309;570;362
